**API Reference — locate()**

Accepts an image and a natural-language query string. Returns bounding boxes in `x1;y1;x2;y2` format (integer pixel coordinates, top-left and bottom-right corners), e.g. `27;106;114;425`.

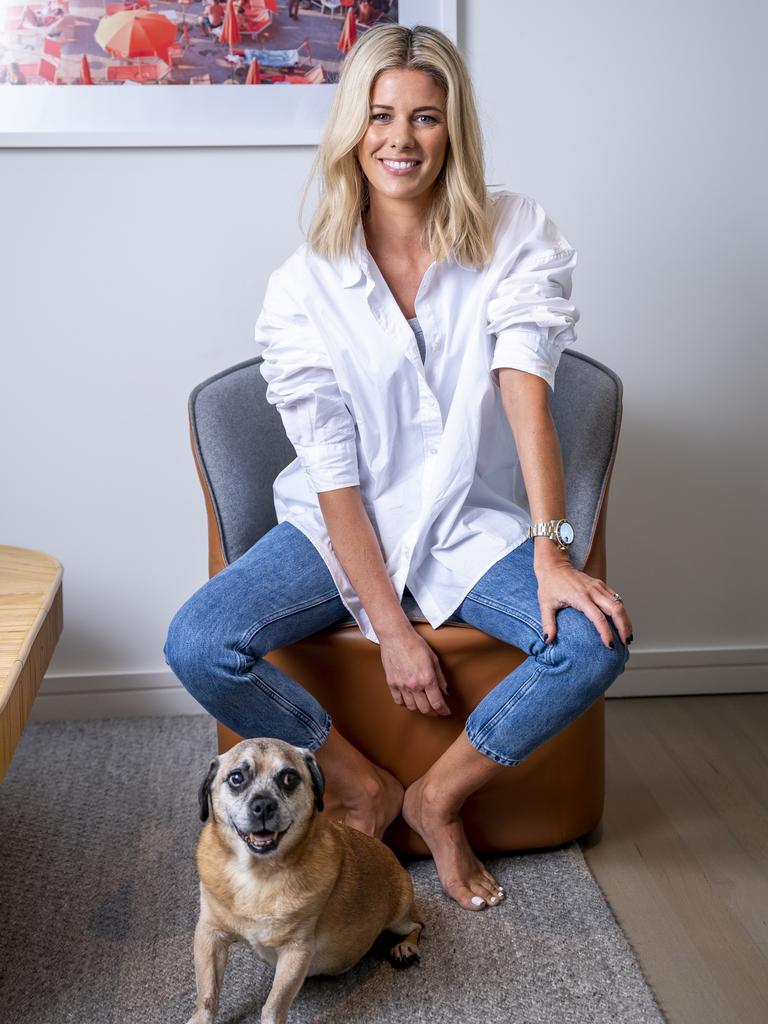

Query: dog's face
198;738;325;860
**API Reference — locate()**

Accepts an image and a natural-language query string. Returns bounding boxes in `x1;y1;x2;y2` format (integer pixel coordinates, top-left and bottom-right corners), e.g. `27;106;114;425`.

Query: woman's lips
378;158;422;176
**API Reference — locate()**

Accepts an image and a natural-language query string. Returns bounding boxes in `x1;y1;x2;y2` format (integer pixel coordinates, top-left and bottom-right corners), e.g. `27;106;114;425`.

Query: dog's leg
260;944;314;1024
386;899;424;969
186;916;233;1024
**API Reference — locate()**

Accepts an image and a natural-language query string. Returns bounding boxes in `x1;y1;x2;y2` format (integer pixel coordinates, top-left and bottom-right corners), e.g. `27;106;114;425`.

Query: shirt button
403;546;411;557
429;447;438;456
431;341;439;350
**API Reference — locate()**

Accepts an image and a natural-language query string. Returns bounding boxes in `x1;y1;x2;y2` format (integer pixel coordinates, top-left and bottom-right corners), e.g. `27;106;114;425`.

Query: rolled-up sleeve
486;196;580;392
254;268;360;493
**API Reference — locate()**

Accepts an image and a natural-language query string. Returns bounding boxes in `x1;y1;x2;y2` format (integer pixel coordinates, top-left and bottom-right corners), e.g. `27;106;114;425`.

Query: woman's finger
593;593;634;638
398;687;419;712
424;678;451;716
388;684;405;707
569;594;614;648
540;603;559;644
590;586;633;641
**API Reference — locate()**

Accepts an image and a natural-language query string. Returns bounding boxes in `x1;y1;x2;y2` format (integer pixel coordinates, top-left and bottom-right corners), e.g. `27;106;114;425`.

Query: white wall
2;0;765;720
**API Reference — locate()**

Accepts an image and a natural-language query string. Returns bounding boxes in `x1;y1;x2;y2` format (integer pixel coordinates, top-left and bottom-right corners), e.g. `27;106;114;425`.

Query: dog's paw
387;939;420;969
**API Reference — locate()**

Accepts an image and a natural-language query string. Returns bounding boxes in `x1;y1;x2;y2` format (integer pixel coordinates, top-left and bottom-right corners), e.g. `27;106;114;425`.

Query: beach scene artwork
0;0;399;85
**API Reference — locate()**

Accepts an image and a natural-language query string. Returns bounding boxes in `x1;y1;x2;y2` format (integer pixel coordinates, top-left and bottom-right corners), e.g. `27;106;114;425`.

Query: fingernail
628;634;634;644
471;896;486;906
544;633;549;642
609;641;615;649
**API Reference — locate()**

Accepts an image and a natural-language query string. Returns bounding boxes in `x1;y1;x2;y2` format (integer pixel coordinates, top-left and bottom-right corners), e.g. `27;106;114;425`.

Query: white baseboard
28;645;768;721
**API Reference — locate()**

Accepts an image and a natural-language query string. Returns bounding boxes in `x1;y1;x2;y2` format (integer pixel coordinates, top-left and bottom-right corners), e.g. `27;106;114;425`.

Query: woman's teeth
380;159;420;172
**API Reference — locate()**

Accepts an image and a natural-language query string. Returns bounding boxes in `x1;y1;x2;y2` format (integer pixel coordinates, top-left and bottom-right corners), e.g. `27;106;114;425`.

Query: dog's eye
279;770;299;790
228;771;245;788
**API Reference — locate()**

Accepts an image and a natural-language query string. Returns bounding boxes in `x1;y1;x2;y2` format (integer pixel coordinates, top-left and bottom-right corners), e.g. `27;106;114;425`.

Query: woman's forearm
497;368;571;565
317;485;413;640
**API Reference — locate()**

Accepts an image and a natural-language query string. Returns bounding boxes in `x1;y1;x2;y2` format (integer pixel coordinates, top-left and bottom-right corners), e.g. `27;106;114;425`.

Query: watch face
559;521;574;545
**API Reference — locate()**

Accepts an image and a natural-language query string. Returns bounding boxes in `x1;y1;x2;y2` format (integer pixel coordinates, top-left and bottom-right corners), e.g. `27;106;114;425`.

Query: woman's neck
363;194;431;262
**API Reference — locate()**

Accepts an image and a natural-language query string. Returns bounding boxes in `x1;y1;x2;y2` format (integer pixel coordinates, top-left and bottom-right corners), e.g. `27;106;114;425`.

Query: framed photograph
0;0;457;146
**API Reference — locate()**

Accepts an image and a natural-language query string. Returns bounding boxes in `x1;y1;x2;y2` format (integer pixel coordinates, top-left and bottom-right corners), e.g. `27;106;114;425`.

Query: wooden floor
578;693;768;1024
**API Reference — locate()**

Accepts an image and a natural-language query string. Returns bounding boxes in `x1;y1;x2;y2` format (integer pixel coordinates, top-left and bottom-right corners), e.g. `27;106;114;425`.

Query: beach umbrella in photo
20;6;38;29
218;0;241;53
80;54;94;84
337;6;356;54
245;58;261;83
95;11;177;63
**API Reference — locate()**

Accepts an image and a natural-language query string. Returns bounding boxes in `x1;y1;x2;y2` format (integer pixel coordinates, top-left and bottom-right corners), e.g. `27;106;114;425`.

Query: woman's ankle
313;724;382;805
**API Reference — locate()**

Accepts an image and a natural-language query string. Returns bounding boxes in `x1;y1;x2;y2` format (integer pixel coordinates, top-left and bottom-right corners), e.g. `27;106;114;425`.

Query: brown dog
186;737;424;1024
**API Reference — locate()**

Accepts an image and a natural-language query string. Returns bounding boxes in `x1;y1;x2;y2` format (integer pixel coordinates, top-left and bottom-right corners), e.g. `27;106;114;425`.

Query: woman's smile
377;157;423;175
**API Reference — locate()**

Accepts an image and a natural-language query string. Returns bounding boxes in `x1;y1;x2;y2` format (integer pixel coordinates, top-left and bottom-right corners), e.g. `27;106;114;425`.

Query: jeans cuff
465;723;521;767
304;711;333;752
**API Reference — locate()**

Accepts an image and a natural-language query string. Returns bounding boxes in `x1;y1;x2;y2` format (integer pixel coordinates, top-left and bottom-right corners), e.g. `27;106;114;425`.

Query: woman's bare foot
402;774;506;912
313;725;404;841
340;762;404;840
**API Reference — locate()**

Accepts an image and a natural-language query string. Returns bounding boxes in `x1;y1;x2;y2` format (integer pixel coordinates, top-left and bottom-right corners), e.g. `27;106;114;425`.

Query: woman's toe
480;879;503;904
460;883;488;910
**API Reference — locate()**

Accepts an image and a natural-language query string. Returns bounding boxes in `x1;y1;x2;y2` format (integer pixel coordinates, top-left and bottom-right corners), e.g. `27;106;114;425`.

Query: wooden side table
0;545;63;783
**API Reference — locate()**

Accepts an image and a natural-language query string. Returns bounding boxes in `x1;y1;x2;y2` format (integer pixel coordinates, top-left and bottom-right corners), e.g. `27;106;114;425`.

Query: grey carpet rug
0;716;667;1023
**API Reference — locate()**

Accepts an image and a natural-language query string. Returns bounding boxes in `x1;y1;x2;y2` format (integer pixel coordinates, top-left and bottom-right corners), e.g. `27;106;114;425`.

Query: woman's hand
379;627;452;716
534;548;634;648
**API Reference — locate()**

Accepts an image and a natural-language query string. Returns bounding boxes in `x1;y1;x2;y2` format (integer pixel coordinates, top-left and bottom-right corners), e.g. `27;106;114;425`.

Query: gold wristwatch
527;518;575;551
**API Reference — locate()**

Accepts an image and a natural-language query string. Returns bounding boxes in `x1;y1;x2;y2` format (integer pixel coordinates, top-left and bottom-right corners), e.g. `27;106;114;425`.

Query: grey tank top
407;315;426;363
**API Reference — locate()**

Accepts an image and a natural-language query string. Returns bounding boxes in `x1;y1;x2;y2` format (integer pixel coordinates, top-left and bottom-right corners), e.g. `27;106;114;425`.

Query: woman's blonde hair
300;24;497;270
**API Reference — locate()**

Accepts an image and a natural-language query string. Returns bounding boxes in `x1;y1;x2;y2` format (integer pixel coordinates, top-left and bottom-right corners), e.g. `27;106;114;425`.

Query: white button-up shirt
253;189;580;644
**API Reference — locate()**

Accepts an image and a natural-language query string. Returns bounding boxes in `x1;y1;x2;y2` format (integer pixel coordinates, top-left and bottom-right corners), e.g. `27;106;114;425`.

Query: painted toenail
471;896;486;906
490;896;497;903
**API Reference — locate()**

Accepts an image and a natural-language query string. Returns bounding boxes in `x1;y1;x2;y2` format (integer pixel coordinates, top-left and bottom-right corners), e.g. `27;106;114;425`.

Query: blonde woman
164;24;633;913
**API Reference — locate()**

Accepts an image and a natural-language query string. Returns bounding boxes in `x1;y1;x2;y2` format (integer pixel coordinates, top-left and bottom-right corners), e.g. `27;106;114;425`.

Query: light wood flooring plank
580;694;768;1024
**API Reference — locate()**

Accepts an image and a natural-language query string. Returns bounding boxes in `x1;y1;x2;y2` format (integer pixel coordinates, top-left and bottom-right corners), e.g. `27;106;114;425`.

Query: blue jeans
163;521;629;767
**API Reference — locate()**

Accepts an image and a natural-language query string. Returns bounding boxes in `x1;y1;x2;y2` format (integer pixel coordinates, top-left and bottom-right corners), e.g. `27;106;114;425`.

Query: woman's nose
388;117;415;146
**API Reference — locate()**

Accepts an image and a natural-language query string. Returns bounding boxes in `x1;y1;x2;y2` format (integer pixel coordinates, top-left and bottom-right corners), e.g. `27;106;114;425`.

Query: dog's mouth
234;823;291;855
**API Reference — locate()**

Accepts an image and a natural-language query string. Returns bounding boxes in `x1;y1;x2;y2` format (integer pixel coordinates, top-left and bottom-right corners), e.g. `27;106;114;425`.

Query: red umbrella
95;11;177;63
338;6;356;54
80;54;93;84
245;58;262;83
219;0;241;52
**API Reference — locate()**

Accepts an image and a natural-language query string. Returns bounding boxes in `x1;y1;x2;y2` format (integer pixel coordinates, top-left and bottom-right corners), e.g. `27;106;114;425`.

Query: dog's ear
304;751;325;813
199;756;220;822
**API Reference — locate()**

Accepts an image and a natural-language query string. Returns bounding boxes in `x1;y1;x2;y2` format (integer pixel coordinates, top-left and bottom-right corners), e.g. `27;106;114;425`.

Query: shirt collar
338;214;479;287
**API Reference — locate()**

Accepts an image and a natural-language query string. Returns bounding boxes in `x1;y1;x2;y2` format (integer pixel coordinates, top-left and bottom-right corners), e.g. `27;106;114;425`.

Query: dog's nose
249;792;278;819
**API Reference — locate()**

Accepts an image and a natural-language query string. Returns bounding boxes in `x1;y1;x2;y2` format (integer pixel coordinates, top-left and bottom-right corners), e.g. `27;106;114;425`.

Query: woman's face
356;67;449;205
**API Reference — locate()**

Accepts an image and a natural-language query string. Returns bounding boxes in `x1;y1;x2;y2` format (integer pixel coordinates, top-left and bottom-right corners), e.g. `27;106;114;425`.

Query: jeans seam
469;660;546;749
236;588;343;654
460;593;553;665
243;667;330;745
461;592;548;644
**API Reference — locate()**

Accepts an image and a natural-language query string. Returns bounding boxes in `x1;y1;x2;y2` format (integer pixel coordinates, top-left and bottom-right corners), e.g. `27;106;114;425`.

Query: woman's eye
371;114;437;124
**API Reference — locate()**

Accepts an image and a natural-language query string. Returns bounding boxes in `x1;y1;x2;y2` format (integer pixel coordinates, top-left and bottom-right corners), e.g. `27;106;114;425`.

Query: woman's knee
547;607;629;696
163;593;240;690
